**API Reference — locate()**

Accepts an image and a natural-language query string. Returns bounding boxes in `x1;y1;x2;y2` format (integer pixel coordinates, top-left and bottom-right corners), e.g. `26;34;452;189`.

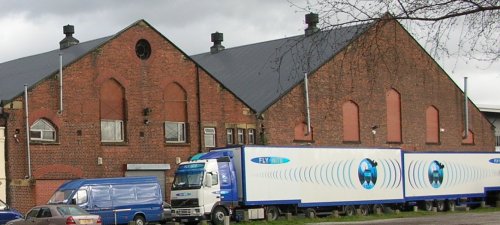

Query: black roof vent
59;25;79;49
210;32;225;54
305;13;320;36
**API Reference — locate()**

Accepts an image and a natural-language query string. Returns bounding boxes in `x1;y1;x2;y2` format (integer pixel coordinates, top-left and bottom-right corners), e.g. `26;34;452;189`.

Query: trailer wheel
372;204;383;214
212;206;227;225
358;205;369;216
304;208;316;218
436;200;445;212
344;205;355;216
421;201;433;211
447;200;456;211
266;206;280;221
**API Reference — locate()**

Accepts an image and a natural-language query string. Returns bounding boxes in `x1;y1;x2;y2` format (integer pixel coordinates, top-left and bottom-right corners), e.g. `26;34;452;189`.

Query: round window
135;39;151;60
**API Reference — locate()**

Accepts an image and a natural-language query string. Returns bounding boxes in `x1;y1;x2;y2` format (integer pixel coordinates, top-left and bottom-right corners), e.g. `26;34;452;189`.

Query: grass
235;206;500;225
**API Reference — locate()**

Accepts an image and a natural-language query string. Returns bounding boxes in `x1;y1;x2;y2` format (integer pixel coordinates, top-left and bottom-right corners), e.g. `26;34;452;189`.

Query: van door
87;185;114;225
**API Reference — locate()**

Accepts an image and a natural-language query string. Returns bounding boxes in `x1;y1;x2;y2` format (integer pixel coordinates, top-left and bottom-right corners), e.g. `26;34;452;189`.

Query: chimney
210;32;225;54
59;25;79;49
305;13;320;36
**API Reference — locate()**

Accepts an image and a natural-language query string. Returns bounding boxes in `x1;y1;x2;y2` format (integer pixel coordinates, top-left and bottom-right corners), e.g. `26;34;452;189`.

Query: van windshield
48;189;74;204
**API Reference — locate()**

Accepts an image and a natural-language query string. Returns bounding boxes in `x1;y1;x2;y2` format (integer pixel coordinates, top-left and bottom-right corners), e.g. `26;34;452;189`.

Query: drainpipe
304;73;311;135
24;84;32;178
196;66;203;153
464;77;469;139
58;53;63;114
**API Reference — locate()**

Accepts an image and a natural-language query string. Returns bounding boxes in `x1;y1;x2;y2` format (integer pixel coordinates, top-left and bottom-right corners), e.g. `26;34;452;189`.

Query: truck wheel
344;205;355;216
304;208;316;218
266;206;279;221
436;200;445;212
133;215;145;225
212;206;227;225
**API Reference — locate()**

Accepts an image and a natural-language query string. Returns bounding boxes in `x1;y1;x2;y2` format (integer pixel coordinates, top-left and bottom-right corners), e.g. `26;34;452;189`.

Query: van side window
112;185;135;200
136;184;159;200
74;188;88;204
92;186;111;201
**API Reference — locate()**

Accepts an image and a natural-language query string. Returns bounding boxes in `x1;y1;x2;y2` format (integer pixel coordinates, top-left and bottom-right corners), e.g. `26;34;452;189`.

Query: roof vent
59;25;79;49
210;32;225;54
305;13;320;36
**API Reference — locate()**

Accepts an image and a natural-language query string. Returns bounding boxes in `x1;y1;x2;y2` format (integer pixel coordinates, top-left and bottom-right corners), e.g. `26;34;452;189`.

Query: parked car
6;205;101;225
161;202;172;222
0;200;22;225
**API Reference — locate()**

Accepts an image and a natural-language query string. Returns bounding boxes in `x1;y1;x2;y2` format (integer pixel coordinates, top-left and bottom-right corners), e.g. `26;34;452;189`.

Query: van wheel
212;206;227;225
133;215;145;225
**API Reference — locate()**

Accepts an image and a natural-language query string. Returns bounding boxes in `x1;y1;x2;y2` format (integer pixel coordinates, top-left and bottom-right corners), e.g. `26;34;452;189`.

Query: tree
291;0;499;63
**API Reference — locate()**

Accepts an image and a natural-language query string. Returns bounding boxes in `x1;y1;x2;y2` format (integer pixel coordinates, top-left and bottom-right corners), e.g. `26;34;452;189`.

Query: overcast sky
0;0;498;107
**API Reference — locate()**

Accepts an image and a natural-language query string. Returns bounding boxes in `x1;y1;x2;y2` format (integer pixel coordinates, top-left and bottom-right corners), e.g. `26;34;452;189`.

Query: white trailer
170;146;500;224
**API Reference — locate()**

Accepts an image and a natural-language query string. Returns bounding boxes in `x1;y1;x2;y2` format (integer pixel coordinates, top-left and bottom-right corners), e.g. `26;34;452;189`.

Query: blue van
48;176;163;225
0;200;22;225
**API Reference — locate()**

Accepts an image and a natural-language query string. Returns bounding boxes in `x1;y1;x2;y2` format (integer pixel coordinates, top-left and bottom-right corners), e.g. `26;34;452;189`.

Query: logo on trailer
489;158;500;164
428;160;445;188
358;158;378;190
251;157;290;164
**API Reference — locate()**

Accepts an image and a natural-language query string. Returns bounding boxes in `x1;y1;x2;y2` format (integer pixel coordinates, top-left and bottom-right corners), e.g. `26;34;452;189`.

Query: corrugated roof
192;23;371;114
0;36;112;104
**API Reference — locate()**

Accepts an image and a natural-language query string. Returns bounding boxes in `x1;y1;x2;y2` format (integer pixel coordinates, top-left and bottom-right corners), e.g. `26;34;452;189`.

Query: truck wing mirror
205;174;213;188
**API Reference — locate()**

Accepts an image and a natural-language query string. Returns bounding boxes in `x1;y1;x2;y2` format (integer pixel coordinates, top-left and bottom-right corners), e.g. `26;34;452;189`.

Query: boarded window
164;83;187;122
100;79;125;142
343;101;360;142
294;122;313;142
426;106;439;143
386;89;402;143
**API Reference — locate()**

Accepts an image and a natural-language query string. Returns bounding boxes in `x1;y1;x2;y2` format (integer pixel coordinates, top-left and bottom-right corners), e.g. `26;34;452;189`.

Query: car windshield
48;190;74;204
57;206;88;216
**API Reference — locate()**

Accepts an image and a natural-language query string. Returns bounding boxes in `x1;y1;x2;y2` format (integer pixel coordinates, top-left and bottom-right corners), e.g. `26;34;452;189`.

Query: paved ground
309;211;500;225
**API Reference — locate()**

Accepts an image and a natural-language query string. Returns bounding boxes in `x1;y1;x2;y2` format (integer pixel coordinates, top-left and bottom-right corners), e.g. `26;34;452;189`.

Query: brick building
0;14;495;213
0;20;256;212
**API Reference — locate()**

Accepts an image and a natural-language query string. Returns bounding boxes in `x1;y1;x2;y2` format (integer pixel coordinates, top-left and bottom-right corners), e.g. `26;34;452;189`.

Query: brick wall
263;19;495;151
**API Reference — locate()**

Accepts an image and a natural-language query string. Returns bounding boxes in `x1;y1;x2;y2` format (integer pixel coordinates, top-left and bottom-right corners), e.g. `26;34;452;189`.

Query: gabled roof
192;23;371;114
0;36;112;104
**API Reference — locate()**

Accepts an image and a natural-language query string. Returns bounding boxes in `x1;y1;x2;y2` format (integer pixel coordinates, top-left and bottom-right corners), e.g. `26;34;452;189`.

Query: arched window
343;101;360;142
386;89;402;143
294;122;313;142
426;106;440;144
100;79;125;142
164;83;188;143
30;119;56;142
462;130;474;145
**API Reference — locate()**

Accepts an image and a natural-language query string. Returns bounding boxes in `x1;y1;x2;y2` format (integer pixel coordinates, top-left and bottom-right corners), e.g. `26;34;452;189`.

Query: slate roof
192;23;372;114
0;36;112;104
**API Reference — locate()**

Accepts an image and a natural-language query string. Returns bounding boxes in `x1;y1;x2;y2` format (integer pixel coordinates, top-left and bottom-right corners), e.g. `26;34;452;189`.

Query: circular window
135;39;151;60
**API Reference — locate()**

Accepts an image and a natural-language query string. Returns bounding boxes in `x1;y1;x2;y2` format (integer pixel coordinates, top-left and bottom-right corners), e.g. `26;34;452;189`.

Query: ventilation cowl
59;25;80;49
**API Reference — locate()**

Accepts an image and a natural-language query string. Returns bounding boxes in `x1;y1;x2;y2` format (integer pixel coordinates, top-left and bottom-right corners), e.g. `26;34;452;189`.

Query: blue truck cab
48;176;163;225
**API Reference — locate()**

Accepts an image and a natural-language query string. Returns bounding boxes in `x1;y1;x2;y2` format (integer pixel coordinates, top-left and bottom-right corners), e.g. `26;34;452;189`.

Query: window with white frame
30;119;56;142
237;128;244;144
165;122;186;143
101;120;124;142
226;128;234;145
204;128;216;148
248;129;256;145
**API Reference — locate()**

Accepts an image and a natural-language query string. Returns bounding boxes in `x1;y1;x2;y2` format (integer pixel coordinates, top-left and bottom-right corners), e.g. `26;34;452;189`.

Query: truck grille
171;198;199;208
175;208;192;216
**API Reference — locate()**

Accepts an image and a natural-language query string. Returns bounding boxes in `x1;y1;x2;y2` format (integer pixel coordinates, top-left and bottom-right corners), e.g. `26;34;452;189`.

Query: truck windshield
48;189;74;204
172;163;205;190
